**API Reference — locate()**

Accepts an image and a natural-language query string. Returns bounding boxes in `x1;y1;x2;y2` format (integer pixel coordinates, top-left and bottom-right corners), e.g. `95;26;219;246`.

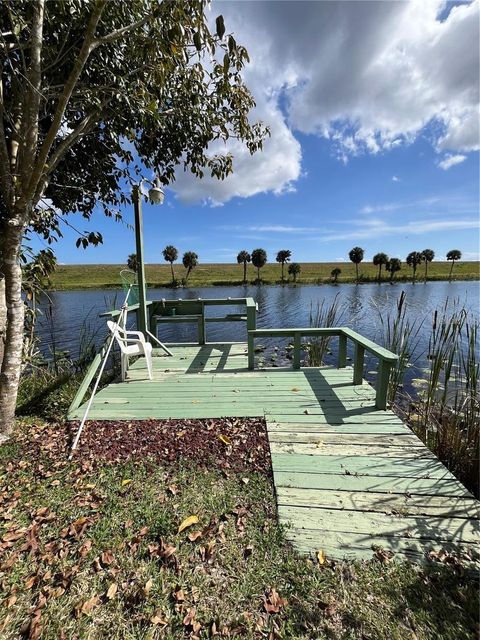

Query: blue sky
32;1;479;265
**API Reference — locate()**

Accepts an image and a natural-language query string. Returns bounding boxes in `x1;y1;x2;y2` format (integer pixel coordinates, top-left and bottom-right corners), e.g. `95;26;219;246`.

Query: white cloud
170;0;479;205
392;176;400;182
437;154;468;170
219;224;320;234
321;217;479;242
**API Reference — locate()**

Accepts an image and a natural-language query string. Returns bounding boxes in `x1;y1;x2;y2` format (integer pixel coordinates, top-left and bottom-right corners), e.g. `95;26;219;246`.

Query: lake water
36;281;479;385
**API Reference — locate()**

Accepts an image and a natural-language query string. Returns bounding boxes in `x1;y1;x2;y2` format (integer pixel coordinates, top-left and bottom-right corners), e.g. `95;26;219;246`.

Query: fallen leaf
188;530;203;542
6;595;16;608
144;579;153;596
218;434;231;445
80;595;100;614
106;583;118;599
291;387;299;392
121;479;132;487
263;588;287;614
151;610;169;625
178;515;199;534
317;549;326;565
174;586;185;602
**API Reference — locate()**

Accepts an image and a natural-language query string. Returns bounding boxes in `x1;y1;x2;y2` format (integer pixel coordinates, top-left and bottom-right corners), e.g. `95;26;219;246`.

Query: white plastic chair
107;321;153;381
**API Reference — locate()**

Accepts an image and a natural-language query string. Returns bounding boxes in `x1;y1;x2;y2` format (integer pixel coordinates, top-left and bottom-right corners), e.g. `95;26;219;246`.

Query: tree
276;249;291;281
0;1;268;438
251;248;267;282
421;249;435;282
127;254;138;273
331;267;341;283
385;258;401;282
288;262;301;282
349;247;364;283
406;251;422;282
182;251;198;283
163;245;178;285
236;250;251;283
373;252;389;282
446;249;462;281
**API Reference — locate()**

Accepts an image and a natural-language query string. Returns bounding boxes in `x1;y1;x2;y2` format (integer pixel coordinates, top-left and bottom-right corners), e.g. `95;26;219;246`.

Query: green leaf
216;15;225;39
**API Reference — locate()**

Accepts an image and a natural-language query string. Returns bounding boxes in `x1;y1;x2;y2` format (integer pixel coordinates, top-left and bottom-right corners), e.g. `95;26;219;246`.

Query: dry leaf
80;595;99;614
144;579;153;596
121;479;132;487
188;530;203;542
218;434;231;445
263;588;287;614
178;515;199;534
151;610;169;625
317;549;326;565
106;583;118;599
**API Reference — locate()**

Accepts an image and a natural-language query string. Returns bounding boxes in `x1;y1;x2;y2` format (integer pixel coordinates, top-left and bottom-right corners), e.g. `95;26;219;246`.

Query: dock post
338;334;347;368
293;332;301;370
376;359;393;410
353;343;364;385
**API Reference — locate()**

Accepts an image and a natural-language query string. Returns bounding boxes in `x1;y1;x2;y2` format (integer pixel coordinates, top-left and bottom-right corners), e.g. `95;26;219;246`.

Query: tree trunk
424;261;428;282
281;263;284;281
0;223;25;441
355;263;359;283
243;261;247;283
170;262;175;284
449;261;454;281
0;275;6;368
257;267;260;282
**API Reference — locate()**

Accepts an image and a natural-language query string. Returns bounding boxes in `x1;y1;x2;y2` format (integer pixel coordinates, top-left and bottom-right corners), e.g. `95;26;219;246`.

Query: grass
49;261;480;289
0;418;478;640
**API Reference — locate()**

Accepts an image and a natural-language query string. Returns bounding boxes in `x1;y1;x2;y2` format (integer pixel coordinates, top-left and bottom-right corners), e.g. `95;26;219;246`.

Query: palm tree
421;249;435;282
331;267;341;283
162;245;178;284
127;253;138;273
446;249;462;281
251;248;267;282
276;249;292;281
182;251;198;284
236;250;251;283
373;252;389;282
348;247;364;283
288;262;301;282
406;251;422;282
385;258;401;282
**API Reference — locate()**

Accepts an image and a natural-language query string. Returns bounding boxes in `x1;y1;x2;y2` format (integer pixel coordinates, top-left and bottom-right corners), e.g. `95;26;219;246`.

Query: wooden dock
69;343;480;564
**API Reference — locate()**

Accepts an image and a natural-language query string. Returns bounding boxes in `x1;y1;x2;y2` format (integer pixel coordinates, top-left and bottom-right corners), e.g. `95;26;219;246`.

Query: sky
34;0;480;265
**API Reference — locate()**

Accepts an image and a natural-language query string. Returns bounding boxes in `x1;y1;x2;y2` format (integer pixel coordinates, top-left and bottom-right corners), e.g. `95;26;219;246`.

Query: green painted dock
69;343;480;564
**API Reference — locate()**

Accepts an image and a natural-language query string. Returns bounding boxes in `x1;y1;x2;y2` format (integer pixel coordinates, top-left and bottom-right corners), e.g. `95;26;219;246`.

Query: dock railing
247;327;398;410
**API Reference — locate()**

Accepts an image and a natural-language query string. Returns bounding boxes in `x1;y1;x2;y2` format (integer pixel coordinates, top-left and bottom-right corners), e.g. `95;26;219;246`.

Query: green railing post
247;334;254;370
376;359;393;410
338;334;347;368
246;300;256;370
293;332;301;369
353;343;365;385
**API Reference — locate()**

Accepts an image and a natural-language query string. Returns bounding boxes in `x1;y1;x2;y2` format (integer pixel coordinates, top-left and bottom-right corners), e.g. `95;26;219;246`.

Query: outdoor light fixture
147;177;165;205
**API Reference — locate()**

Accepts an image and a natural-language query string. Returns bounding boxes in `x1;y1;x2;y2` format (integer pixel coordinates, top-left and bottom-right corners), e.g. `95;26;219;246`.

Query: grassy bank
50;261;480;289
1;418;478;640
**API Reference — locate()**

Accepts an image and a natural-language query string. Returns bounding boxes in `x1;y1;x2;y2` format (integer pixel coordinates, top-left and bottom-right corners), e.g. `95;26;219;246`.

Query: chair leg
121;354;127;381
145;350;153;380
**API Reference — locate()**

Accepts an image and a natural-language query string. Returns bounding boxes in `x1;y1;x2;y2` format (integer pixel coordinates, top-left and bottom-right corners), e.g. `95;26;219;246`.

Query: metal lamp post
133;178;165;336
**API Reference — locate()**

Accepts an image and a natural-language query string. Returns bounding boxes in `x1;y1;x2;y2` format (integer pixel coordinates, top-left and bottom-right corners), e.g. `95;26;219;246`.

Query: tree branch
26;0;107;203
0;75;13;207
91;11;153;48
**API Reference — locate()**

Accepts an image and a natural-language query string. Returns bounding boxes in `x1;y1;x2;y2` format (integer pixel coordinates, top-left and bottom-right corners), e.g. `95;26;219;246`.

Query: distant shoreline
49;261;480;290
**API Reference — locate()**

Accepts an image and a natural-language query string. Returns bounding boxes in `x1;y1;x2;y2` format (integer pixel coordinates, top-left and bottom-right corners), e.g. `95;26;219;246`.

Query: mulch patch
70;418;272;474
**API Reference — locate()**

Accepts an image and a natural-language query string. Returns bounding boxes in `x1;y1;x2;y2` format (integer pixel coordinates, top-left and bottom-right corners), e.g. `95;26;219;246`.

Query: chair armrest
124;329;146;341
